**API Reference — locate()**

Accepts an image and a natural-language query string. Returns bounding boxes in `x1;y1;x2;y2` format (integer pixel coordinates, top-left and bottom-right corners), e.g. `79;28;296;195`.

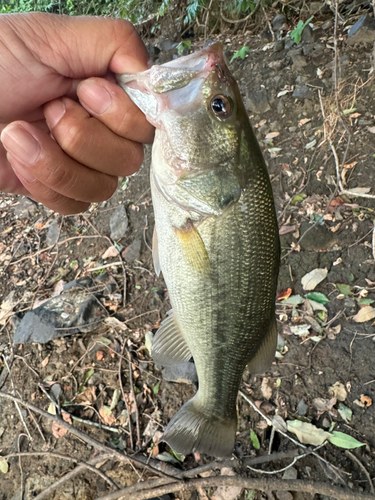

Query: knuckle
58;121;86;158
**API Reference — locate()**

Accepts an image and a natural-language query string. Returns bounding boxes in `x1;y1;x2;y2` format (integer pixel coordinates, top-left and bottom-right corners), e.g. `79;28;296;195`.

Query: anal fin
152;309;192;366
247;319;277;375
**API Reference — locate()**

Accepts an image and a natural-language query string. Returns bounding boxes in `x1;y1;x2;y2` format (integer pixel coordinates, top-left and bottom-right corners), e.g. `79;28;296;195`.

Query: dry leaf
102;246;119;259
51;412;72;439
349;187;371;195
99;406;116;426
96;350;105;361
301;268;328;291
354;399;365;408
328;382;347;402
265;132;280;140
279;225;296;235
343;161;357;169
299;118;312;127
360;394;372;407
277;288;292;300
367;126;375;133
353;306;375;323
104;317;128;331
287;420;331;446
312;397;337;416
75;386;97;405
260;377;273;400
41;355;50;368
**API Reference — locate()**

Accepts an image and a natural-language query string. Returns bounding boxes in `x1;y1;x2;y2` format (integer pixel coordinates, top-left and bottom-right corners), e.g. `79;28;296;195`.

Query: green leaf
356;298;374;305
0;459;8;474
247;491;257;500
177;40;191;55
230;45;249;63
79;368;94;392
250;429;260;450
290;16;313;44
328;431;365;449
275;378;281;387
306;292;329;304
338;403;352;423
282;294;304;306
336;283;351;296
343;107;357;115
153;380;161;394
291;193;307;204
349;273;354;282
69;260;78;269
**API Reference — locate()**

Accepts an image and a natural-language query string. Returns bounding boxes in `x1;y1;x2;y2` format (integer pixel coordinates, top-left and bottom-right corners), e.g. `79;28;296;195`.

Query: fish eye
210;95;233;120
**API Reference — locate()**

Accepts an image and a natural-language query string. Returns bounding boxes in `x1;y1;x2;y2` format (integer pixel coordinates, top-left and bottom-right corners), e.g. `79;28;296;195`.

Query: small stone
282;467;298;480
271;14;287;32
297;398;308;416
245;88;270;114
284;38;295;50
161;361;198;385
110;205;129;241
301;24;314;42
14;197;37;218
292;85;313;100
348;15;375;45
302;43;314;55
159;39;174;51
291;54;307;70
274;39;285;52
122;239;142;263
46;219;59;246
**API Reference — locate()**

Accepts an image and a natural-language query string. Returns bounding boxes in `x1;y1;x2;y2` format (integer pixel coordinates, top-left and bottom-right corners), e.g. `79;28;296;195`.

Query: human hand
0;12;154;214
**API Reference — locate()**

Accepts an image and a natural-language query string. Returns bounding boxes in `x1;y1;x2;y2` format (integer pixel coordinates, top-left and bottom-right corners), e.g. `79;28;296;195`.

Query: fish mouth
118;42;227;95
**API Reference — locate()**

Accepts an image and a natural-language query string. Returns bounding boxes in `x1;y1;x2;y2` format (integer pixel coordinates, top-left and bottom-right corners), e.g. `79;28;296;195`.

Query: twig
0;391;181;479
345;450;375;494
126;348;141;449
94;475;375;500
119;342;134;450
2;451;119;490
247;453;305;475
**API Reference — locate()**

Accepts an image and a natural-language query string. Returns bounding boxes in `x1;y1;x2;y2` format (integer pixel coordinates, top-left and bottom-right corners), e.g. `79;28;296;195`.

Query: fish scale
118;42;280;457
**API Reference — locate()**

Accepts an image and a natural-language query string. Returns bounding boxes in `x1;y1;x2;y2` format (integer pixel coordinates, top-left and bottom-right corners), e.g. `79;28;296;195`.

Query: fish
117;42;280;458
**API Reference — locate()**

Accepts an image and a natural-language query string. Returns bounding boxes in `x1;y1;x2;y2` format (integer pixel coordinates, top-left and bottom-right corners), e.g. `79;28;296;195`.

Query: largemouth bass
117;43;280;457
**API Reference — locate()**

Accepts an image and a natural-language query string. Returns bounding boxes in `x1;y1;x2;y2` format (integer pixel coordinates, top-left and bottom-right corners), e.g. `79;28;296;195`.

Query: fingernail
1;125;41;166
45;99;66;129
7;153;36;183
79;81;112;114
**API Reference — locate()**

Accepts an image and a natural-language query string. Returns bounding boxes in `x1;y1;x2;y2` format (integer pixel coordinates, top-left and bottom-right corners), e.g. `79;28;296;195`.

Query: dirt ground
1;8;375;500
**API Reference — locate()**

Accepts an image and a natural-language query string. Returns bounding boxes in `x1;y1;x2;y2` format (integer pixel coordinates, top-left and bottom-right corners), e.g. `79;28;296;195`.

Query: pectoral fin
152;226;161;277
152;309;192;366
174;220;210;274
247;319;277;374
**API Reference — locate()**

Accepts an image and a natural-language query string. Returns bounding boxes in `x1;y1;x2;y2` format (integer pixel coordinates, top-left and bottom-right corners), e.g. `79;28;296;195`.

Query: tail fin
163;395;237;457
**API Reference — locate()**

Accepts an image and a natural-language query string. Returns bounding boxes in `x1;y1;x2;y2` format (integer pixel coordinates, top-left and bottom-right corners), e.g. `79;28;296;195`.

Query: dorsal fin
152;309;192;366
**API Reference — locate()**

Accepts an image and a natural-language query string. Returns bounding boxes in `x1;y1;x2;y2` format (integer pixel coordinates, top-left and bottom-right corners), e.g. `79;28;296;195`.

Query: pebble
110;204;129;240
282;466;298;480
